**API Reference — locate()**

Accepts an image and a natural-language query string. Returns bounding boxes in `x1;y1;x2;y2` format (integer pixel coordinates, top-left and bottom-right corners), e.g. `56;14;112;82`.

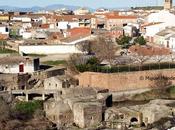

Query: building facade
164;0;173;10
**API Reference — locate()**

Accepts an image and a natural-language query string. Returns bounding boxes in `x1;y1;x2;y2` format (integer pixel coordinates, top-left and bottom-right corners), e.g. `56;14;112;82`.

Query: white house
32;16;47;24
0;25;9;35
19;44;82;55
56;21;79;30
143;23;167;43
19;35;95;54
144;10;175;42
123;24;138;37
0;56;40;74
11;16;31;23
169;35;175;50
74;8;90;15
154;27;175;51
147;10;175;26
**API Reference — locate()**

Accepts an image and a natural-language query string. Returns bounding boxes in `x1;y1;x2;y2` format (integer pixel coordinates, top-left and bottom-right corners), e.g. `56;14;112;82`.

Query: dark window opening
141;122;146;127
21;86;25;90
130;117;138;122
5;27;8;32
106;94;113;107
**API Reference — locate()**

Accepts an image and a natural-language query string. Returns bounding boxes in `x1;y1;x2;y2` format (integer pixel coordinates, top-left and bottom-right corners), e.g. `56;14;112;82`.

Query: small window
55;84;57;87
49;83;51;86
5;27;8;32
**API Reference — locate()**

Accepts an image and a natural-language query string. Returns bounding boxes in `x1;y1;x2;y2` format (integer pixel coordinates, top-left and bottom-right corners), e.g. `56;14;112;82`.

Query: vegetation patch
42;60;66;66
167;86;175;98
25;53;47;57
14;100;43;114
0;48;17;54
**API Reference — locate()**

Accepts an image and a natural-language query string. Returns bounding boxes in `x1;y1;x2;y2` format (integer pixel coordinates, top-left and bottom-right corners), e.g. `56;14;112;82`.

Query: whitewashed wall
0;26;9;35
19;44;82;54
0;63;34;74
169;37;175;51
56;21;79;30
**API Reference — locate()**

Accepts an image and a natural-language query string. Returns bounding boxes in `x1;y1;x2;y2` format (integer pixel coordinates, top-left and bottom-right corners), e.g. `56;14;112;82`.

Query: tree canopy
134;36;146;45
116;36;132;46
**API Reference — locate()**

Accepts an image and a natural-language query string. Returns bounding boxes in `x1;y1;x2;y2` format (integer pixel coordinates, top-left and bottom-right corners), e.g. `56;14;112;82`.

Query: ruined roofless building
164;0;173;10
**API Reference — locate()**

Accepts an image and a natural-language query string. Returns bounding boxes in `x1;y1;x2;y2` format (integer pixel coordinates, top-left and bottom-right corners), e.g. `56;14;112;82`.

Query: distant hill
0;4;130;12
0;4;87;12
131;6;163;10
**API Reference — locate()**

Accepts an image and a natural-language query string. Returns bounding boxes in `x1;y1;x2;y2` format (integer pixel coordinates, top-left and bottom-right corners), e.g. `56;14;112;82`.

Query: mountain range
0;4;90;12
0;4;130;12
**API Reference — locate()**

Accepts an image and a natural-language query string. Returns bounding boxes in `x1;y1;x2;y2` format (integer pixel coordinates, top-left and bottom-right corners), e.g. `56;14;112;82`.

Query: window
5;27;8;32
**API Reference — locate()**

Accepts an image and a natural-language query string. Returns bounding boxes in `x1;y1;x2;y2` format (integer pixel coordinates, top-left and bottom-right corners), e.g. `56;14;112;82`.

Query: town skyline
0;0;172;8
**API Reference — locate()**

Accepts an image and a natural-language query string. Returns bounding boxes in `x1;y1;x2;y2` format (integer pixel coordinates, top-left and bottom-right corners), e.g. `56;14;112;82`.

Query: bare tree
154;55;165;69
133;52;150;70
77;40;92;54
91;36;118;66
66;54;86;75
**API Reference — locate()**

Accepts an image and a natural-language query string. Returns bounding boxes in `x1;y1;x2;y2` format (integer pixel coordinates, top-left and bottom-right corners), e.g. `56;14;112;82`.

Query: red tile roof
129;45;171;56
141;22;163;28
55;15;96;22
40;24;49;29
105;13;137;19
67;27;91;37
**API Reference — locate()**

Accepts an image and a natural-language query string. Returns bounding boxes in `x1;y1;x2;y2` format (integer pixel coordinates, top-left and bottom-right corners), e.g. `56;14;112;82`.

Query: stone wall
77;69;175;91
73;102;102;128
0;73;30;91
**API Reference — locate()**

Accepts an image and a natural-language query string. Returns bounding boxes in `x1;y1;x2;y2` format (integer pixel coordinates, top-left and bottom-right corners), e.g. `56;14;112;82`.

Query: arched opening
130;117;138;122
0;86;5;91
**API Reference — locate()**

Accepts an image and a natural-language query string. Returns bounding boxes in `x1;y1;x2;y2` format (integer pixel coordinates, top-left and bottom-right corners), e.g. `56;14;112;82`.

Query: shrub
11;100;43;120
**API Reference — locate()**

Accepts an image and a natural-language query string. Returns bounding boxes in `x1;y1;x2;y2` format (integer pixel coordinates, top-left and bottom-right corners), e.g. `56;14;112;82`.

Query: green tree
134;36;146;45
9;29;18;39
116;36;132;45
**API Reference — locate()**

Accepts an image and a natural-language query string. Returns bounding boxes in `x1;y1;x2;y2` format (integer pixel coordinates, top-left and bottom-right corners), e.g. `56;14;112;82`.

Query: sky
0;0;173;8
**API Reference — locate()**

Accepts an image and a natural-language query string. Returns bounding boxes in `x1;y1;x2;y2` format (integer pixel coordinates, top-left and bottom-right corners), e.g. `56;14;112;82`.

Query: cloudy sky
0;0;171;8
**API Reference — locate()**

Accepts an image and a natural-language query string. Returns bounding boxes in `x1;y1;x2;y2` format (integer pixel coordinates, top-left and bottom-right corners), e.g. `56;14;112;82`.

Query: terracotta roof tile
67;27;91;37
129;45;171;56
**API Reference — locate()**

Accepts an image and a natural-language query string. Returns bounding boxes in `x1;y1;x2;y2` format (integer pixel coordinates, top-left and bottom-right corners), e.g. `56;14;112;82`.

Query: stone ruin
44;87;112;129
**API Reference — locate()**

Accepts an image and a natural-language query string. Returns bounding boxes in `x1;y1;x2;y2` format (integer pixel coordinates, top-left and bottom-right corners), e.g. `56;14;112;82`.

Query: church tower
164;0;173;10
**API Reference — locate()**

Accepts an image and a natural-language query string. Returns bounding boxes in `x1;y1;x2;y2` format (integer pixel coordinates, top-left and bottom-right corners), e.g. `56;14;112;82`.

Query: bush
86;57;99;65
75;62;175;73
134;36;146;45
167;86;175;95
0;48;17;54
11;100;43;120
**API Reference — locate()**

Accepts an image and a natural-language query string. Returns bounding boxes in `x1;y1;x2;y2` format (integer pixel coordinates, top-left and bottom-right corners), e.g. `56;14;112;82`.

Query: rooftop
129;45;171;56
0;56;34;65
